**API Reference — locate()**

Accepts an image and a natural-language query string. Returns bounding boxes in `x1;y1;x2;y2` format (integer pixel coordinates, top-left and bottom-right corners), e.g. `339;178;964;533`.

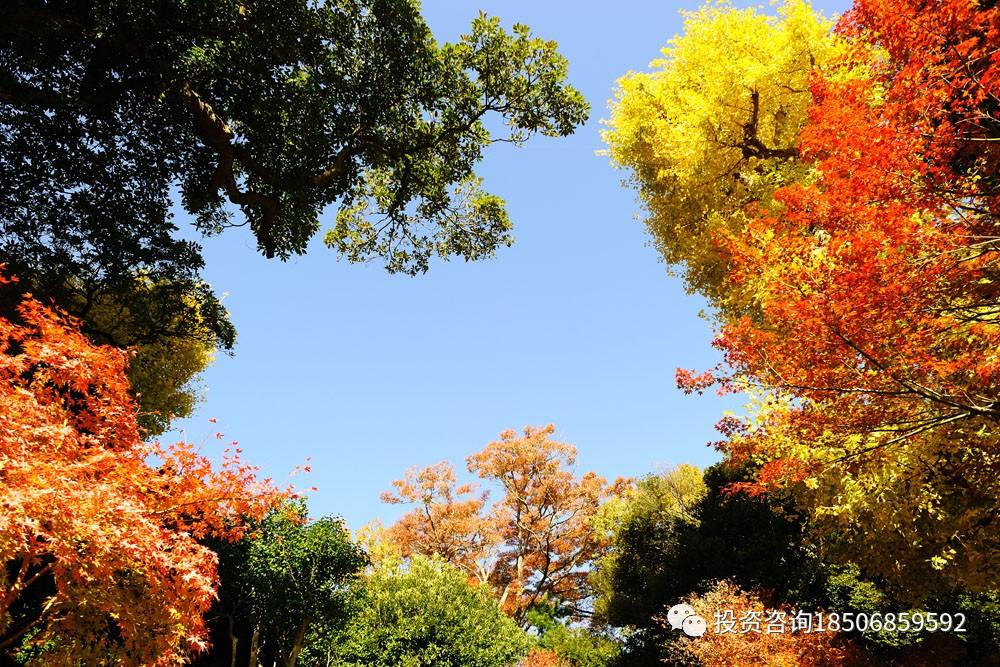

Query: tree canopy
6;0;1000;663
196;501;367;667
1;0;587;300
606;0;1000;595
1;0;588;433
318;555;530;667
0;274;287;665
383;425;623;624
603;0;839;312
593;464;1000;666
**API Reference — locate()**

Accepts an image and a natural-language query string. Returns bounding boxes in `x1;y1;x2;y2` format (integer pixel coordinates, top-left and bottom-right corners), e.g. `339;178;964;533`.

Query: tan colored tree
519;649;564;667
383;425;625;623
667;581;872;667
381;461;501;584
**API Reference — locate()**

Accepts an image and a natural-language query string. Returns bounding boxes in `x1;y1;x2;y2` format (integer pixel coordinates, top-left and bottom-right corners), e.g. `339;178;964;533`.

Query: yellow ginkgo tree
603;0;840;315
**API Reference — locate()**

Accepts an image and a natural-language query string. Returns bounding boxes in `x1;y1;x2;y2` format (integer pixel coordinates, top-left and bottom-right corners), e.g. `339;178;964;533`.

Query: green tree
1;0;587;319
317;555;530;667
596;464;878;665
2;0;588;432
538;627;619;667
196;501;367;667
591;464;709;630
525;604;620;667
596;463;1000;666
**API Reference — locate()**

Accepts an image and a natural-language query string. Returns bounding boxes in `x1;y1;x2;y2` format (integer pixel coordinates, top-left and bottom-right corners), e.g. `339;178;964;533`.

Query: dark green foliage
597;463;820;665
0;0;236;351
597;463;1000;666
1;0;586;434
957;591;1000;650
195;501;367;667
537;626;620;667
598;464;819;630
0;0;587;351
526;602;620;667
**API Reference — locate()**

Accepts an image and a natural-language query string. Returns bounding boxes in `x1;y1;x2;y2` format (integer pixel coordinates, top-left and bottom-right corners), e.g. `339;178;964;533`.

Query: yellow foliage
602;0;839;314
730;397;1000;596
77;279;220;436
355;520;404;570
127;335;214;435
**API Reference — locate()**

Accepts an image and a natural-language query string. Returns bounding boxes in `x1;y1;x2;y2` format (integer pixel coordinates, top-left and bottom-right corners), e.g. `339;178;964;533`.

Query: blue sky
168;0;849;528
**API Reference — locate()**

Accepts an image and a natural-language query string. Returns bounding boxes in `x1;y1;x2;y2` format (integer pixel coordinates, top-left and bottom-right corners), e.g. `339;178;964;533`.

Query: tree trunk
285;618;309;667
225;614;239;667
248;626;260;667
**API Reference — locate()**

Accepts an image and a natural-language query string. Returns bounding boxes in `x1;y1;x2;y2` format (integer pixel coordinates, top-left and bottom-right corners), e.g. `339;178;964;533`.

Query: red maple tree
0;274;289;664
673;0;1000;590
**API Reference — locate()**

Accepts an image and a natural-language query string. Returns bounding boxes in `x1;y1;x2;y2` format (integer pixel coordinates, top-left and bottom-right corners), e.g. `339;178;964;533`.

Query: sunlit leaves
702;0;1000;593
383;425;626;624
603;0;839;313
322;556;530;667
667;581;870;666
628;0;1000;594
0;285;288;664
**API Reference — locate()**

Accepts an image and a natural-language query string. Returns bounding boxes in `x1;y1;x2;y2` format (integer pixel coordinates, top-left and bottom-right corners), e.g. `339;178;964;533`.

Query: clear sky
167;0;850;528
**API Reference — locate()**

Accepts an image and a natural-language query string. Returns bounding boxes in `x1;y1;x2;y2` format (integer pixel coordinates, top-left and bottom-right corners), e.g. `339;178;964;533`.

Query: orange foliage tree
667;581;871;667
379;461;499;582
383;425;624;623
673;0;1000;591
0;277;289;664
519;648;565;667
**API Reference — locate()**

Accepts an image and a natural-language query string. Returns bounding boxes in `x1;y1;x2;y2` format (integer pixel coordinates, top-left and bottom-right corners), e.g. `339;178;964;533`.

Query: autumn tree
520;650;564;667
684;0;1000;594
0;276;288;664
593;463;1000;666
666;581;872;667
607;0;1000;594
380;461;499;584
383;425;623;624
469;425;621;621
602;0;840;311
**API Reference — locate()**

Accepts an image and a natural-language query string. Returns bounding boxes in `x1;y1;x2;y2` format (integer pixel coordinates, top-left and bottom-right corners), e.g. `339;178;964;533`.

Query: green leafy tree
2;0;587;434
596;464;1000;666
195;501;367;667
316;555;530;667
597;464;855;665
525;604;620;667
537;627;619;667
1;0;588;358
591;464;710;630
